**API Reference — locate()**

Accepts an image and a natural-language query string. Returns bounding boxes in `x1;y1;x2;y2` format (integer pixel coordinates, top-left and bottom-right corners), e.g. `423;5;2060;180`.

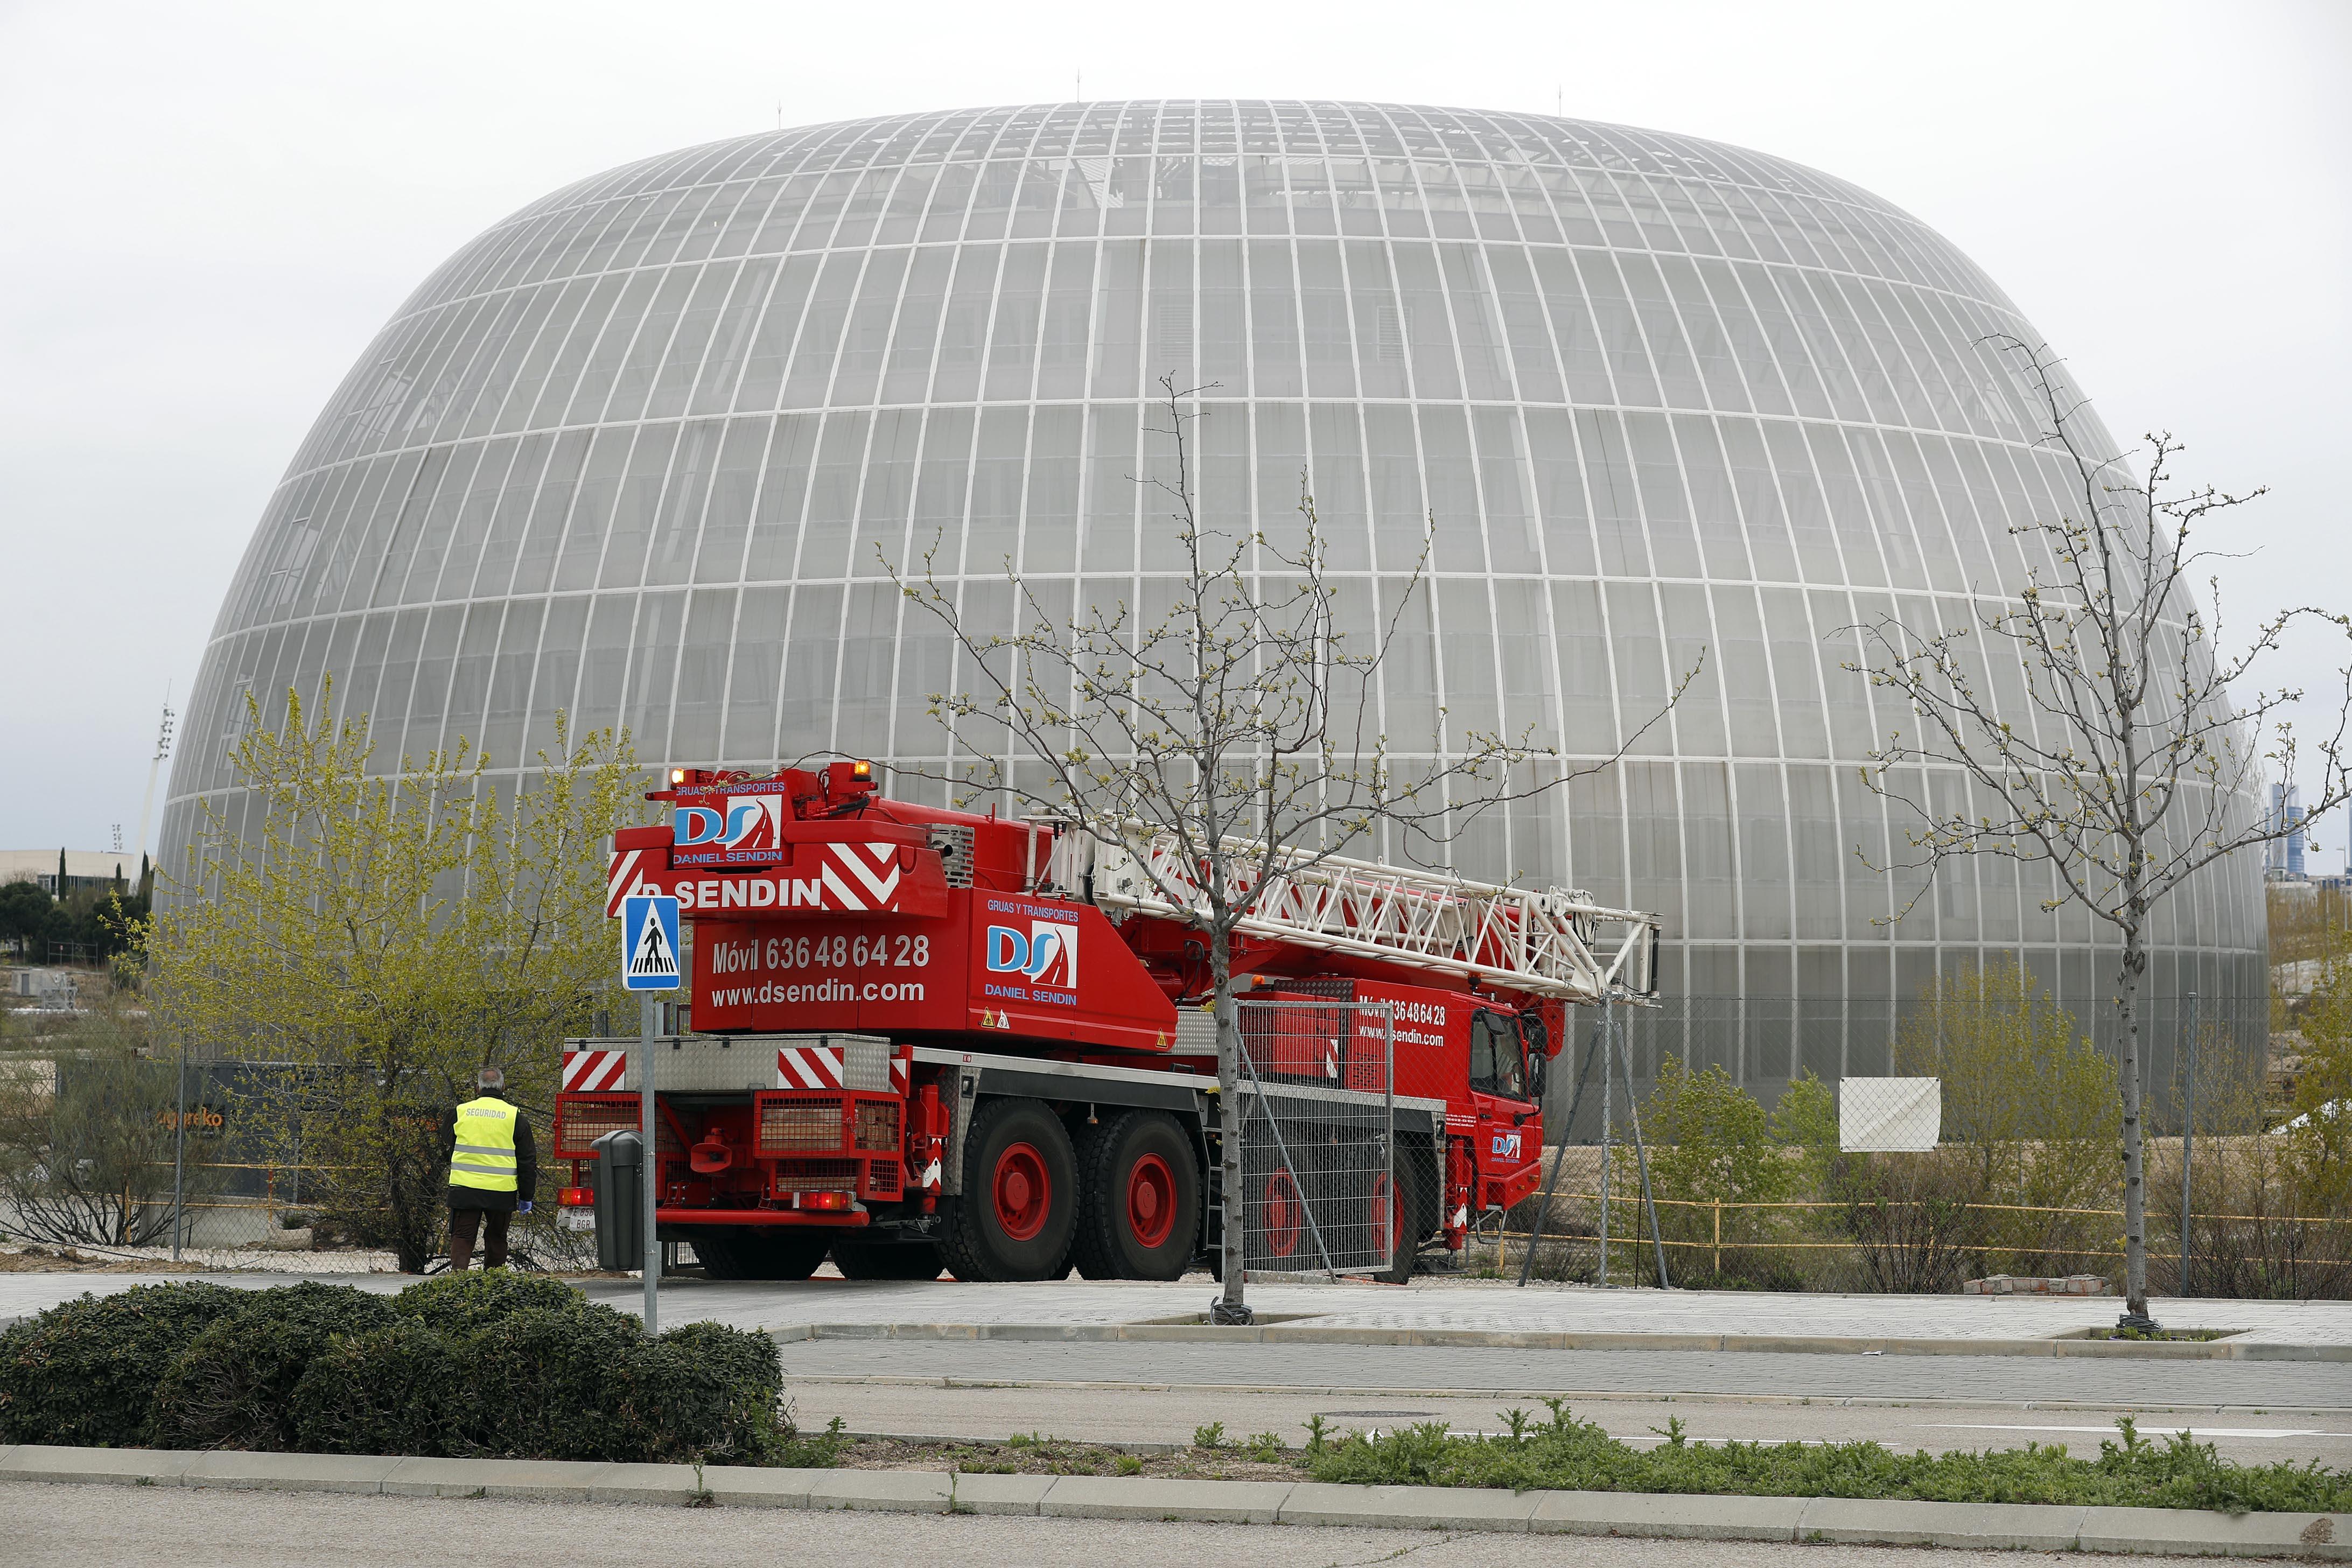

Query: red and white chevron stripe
816;842;904;911
775;1042;842;1089
606;845;657;918
562;1048;628;1092
772;1044;914;1092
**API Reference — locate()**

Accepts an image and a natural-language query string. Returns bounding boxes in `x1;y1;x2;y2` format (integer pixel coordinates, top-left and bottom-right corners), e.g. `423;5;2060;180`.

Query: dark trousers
449;1206;511;1270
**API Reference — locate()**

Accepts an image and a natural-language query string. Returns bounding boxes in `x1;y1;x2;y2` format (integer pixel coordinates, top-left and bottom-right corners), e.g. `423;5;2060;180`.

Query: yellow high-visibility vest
449;1095;520;1192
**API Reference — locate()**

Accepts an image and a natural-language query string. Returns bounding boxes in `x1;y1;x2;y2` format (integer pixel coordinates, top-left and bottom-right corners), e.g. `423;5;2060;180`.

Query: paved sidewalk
6;1269;2346;1349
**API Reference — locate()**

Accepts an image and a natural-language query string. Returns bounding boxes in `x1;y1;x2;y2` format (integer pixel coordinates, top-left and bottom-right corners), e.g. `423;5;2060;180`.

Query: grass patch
1306;1404;2351;1514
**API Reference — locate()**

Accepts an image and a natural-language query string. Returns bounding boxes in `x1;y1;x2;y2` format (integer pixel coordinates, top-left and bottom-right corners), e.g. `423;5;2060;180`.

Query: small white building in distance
0;850;140;899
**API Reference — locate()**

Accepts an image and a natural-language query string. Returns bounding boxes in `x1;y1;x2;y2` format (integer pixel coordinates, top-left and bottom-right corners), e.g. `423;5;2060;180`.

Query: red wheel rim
1261;1170;1302;1259
1369;1173;1401;1264
992;1141;1051;1241
1125;1152;1178;1249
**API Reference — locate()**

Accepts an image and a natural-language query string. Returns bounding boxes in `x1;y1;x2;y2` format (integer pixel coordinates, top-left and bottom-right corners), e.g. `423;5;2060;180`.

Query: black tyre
1370;1138;1439;1285
830;1239;946;1280
936;1097;1077;1282
691;1229;829;1281
1069;1111;1200;1281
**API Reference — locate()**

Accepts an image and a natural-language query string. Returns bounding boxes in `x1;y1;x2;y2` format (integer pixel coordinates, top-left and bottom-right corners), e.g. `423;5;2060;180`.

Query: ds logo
1490;1131;1523;1161
985;921;1077;989
673;796;782;859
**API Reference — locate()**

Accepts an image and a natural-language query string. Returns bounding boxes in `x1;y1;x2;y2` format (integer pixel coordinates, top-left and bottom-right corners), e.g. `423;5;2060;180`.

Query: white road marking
1924;1424;2347;1440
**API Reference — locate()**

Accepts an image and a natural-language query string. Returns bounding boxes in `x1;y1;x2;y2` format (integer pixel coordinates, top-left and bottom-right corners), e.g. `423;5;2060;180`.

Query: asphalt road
0;1481;2240;1568
794;1380;2352;1469
775;1336;2352;1412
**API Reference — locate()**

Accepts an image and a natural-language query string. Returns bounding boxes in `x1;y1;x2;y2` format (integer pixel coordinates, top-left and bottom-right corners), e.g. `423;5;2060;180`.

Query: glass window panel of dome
1524;250;1608;405
1194;400;1248;559
1574;411;1646;579
1238;152;1291;236
796;411;873;582
962;407;1028;577
1522;409;1595;577
509;430;589;598
1418;406;1486;573
985;243;1049;402
964;158;1023;245
594;424;681;591
384;297;494;450
1294;241;1356;398
828;248;908;408
1740;766;1787;940
879;247;953;404
1723;264;1825;422
1621;759;1686;927
1689;258;1790;420
1758;587;1829;760
1625;414;1701;580
1077;403;1138;575
1670;415;1745;581
1483;247;1562;405
519;274;622;430
832;583;904;759
1707;584;1775;757
625;590;688;757
1471;408;1538;573
874;162;939;248
750;172;822;256
1243;240;1303;398
1302;402;1373;573
1371;575;1439;743
445;602;504;751
300;462;386;617
1657;584;1725;755
1786;765;1842;939
367;449;455;611
708;177;788;262
1773;272;1871;425
1614;255;1705;413
777;252;859;410
454;286;563;443
1490;579;1559;746
634;260;736;421
1654;257;1746;415
669;587;738;760
1909;435;1998;590
1087;240;1145;401
607;188;699;276
689;256;780;417
557;270;660;428
1368;243;1449;401
1441;244;1512;401
527;597;585;747
1602;584;1674;754
489;278;591;433
1756;423;1839;587
1564;757;1627;903
1832;762;1894;931
646;420;726;588
1331;239;1400;400
850;408;922;581
1360;404;1424;573
1034;243;1096;401
1142;243;1196;393
396;606;464;762
721;586;788;761
1434;577;1502;739
429;438;522;605
789;168;860;254
1194;239;1248;393
1809;590;1875;761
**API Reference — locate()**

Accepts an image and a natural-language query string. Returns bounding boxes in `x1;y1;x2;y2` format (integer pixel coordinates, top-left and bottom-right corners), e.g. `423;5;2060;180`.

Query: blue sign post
618;894;679;1335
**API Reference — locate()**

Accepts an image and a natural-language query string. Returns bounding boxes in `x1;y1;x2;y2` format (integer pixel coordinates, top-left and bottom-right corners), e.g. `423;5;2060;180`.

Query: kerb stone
1798;1496;2087;1549
806;1468;953;1511
947;1471;1055;1514
1530;1489;1807;1540
0;1445;194;1487
181;1452;400;1494
1040;1475;1292;1524
381;1458;611;1501
2079;1506;2352;1559
1278;1481;1538;1530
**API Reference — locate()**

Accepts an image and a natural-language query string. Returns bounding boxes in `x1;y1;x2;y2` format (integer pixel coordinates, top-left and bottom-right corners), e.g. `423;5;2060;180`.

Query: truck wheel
937;1098;1076;1282
830;1240;944;1280
1069;1111;1200;1281
691;1229;829;1281
1369;1139;1437;1285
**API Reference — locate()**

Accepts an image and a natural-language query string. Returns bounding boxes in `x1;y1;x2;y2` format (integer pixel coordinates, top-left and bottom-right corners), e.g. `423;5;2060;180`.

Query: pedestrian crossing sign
622;894;682;992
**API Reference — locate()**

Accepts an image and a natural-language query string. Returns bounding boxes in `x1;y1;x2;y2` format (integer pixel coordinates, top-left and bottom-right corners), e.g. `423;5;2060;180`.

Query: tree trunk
2116;924;2152;1320
1210;926;1251;1323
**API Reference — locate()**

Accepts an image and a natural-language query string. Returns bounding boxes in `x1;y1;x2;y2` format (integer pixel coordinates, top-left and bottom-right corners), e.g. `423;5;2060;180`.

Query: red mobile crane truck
553;761;1660;1284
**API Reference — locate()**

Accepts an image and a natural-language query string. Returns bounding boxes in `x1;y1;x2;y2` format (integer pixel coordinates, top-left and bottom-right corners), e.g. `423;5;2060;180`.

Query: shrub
0;1282;243;1447
150;1282;400;1450
288;1317;466;1457
390;1269;586;1336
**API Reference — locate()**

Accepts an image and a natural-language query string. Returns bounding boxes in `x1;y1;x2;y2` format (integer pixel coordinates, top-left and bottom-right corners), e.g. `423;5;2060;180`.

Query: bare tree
1849;337;2352;1324
889;379;1691;1320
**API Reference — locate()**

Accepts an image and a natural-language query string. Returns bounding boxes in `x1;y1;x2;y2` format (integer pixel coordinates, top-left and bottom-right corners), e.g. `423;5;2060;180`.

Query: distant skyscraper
2269;783;2306;878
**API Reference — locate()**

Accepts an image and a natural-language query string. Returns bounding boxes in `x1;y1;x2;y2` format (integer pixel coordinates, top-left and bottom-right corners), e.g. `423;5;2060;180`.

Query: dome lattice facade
167;101;2264;1105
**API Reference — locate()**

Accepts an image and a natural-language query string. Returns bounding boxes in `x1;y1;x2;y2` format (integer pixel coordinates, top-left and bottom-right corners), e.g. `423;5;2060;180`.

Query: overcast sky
2;0;2346;864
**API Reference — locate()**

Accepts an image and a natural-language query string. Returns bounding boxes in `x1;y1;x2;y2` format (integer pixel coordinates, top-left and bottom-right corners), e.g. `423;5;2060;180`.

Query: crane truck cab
553;763;1660;1284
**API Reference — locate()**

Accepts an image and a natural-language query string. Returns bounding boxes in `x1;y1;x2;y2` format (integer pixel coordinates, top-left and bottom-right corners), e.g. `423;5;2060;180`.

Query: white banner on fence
1839;1076;1941;1151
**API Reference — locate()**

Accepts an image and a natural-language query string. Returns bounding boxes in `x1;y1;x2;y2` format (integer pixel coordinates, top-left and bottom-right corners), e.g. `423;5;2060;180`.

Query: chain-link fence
0;1049;591;1272
1545;992;2271;1142
1234;998;1395;1278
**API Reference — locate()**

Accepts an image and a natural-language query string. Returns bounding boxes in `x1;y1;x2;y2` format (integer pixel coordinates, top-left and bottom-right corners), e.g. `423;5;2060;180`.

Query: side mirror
1526;1046;1548;1102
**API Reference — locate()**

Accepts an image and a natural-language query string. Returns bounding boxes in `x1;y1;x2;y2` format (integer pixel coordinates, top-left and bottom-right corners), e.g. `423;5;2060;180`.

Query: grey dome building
166;101;2264;1105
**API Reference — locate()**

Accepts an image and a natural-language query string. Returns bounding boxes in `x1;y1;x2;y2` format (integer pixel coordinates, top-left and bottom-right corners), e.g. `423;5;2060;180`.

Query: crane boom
1052;823;1660;1004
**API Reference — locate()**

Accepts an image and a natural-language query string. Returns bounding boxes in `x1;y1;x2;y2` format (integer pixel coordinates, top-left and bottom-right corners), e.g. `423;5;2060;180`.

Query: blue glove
519;1201;534;1214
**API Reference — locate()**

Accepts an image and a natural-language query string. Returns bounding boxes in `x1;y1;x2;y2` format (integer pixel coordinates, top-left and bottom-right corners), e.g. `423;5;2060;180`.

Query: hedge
1;1274;785;1463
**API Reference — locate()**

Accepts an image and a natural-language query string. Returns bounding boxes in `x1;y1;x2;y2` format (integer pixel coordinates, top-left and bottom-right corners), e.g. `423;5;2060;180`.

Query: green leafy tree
151;678;641;1271
0;880;51;956
1640;1056;1796;1273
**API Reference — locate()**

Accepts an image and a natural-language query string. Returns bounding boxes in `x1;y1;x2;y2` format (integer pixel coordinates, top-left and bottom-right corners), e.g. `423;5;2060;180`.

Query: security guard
442;1066;537;1269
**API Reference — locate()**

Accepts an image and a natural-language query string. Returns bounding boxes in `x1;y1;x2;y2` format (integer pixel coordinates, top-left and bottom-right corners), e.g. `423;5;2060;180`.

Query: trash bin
591;1129;643;1272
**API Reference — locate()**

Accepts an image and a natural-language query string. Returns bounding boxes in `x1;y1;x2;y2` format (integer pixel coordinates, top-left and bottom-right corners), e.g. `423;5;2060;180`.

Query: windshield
1469;1011;1528;1101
